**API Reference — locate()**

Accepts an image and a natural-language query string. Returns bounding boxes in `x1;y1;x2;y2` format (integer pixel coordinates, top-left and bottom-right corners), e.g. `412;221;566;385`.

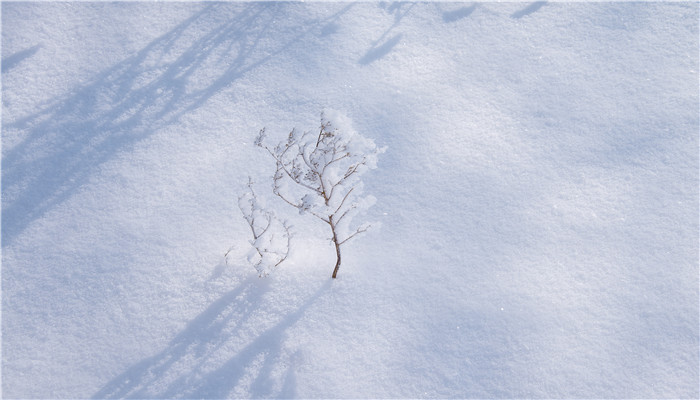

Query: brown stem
332;239;341;279
330;215;342;279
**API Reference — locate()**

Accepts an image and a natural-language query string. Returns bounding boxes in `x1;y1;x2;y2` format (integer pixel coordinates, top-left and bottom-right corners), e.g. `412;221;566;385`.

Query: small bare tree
228;177;291;277
256;110;385;278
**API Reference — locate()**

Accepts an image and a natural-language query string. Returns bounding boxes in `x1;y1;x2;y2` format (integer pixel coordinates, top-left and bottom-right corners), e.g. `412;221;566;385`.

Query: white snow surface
2;2;698;398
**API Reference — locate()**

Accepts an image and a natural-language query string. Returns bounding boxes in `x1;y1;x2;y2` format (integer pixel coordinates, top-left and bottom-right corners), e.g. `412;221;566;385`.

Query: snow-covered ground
2;2;698;398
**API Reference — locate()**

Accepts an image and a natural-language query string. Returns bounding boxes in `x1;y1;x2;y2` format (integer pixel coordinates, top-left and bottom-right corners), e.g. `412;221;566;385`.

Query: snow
2;1;698;398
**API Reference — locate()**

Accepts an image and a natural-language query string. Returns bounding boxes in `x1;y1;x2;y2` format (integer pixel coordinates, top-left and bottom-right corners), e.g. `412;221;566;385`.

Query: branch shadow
359;34;403;66
1;2;297;246
441;4;478;23
93;272;331;399
320;3;355;37
359;2;415;65
181;280;329;399
511;1;547;19
2;44;41;73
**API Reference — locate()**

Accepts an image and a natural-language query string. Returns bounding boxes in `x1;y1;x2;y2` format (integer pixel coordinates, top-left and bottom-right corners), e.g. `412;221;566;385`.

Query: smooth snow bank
2;2;698;398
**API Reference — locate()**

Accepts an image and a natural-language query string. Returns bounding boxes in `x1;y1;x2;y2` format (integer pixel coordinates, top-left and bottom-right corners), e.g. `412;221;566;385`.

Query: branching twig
254;111;384;278
339;224;370;246
233;176;292;277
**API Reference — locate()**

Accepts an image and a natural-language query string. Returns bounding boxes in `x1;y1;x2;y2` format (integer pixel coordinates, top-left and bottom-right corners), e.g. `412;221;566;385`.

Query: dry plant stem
330;215;342;279
257;115;377;279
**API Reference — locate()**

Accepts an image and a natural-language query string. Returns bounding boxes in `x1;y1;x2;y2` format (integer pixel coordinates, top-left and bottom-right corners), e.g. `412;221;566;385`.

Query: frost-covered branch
339;223;371;246
233;177;291;277
256;110;385;278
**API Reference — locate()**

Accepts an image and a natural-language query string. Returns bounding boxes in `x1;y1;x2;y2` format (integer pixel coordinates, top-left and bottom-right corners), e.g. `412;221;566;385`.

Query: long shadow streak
511;1;547;19
92;276;265;399
180;280;332;399
359;2;415;65
92;277;331;399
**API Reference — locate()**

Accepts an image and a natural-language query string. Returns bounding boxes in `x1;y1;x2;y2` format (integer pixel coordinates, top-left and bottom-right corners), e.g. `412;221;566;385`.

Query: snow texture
2;2;698;399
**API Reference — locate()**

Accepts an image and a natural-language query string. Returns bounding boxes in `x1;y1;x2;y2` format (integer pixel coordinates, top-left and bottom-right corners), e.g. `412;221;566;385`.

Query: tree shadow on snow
359;2;415;65
511;2;547;19
440;4;478;23
0;2;321;246
93;273;331;399
359;34;403;65
1;44;41;73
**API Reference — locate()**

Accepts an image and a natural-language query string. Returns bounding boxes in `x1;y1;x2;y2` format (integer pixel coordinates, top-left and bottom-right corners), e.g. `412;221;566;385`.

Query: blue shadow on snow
93;274;331;398
2;44;41;73
442;4;478;23
1;2;353;247
511;2;547;19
